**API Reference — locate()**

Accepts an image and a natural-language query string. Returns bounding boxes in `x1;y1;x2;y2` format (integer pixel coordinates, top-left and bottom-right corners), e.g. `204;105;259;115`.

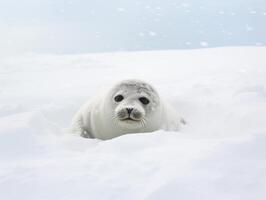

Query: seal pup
71;79;184;140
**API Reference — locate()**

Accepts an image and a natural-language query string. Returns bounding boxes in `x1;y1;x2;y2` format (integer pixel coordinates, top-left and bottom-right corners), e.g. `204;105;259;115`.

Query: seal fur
70;79;184;140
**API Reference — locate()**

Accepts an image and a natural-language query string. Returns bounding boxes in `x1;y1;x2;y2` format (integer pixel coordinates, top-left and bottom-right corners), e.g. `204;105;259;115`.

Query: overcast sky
0;0;266;55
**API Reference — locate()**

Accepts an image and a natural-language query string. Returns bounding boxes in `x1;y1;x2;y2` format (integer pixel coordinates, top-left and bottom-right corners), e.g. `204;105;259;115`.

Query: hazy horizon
1;0;266;55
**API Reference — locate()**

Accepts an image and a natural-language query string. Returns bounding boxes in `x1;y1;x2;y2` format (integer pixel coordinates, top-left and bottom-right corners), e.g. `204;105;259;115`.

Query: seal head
107;79;161;131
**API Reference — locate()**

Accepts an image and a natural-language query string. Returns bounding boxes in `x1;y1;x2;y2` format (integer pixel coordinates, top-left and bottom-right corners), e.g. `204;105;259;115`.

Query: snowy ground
0;47;266;199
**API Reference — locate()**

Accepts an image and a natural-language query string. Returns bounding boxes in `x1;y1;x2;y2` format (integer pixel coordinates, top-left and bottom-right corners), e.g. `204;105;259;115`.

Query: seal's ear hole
139;97;150;105
114;94;124;102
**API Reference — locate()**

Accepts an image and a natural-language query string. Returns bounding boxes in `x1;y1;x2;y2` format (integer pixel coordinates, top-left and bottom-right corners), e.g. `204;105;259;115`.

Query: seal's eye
114;95;124;102
139;97;150;105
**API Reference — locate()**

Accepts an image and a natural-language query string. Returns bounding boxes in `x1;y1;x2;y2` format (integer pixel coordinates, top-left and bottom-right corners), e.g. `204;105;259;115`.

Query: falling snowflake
148;31;157;36
117;8;126;12
249;10;257;15
138;32;145;37
246;24;254;31
200;41;209;47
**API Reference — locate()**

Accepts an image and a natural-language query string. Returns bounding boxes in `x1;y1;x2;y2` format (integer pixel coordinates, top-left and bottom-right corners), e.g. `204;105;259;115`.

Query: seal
70;79;185;140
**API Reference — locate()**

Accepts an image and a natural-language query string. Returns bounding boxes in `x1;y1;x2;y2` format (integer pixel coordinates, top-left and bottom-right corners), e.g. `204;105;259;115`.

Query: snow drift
0;47;266;199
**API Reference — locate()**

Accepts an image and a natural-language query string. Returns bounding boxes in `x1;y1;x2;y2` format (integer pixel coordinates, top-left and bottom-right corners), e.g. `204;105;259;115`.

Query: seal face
109;80;160;131
70;79;184;140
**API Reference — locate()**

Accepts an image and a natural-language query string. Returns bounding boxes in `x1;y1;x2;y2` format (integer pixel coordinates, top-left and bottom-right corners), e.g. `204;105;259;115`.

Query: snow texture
0;47;266;199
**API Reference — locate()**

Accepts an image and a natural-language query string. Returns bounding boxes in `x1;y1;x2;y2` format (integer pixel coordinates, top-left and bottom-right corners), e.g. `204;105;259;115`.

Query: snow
0;47;266;199
200;41;209;47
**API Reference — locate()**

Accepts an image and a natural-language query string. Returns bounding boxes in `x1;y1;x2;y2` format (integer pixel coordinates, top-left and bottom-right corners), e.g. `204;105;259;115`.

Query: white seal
71;79;185;140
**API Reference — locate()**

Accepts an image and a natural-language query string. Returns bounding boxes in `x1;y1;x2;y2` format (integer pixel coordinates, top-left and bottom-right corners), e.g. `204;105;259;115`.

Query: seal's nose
126;108;133;115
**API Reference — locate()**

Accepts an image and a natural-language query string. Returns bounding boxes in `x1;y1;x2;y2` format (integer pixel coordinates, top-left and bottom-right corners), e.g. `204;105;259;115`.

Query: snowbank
0;47;266;199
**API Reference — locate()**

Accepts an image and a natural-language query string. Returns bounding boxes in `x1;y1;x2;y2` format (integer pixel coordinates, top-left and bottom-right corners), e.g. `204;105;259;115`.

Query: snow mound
0;47;266;199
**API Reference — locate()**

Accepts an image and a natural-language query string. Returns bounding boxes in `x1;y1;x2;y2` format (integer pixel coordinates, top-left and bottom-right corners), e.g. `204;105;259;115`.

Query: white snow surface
0;47;266;199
